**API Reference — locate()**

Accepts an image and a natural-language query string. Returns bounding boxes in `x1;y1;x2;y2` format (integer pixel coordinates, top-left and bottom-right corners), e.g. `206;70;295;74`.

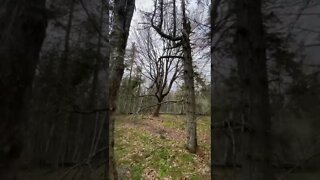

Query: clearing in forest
114;114;211;179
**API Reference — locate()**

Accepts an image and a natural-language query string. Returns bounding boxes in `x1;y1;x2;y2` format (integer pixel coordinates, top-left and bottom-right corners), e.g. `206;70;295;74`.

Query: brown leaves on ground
142;168;157;180
115;114;211;179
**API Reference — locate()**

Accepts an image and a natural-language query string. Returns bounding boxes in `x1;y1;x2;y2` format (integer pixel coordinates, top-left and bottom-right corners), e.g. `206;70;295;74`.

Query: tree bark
234;0;273;179
128;43;136;113
107;0;135;179
0;0;47;179
152;99;163;117
181;0;197;153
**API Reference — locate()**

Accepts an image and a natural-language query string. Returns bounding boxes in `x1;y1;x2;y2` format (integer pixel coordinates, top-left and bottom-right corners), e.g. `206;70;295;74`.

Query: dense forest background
0;0;320;179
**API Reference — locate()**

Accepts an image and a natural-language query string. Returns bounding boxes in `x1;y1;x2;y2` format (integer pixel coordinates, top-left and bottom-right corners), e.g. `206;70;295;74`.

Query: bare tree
134;28;182;116
107;0;135;179
149;0;198;153
0;0;47;179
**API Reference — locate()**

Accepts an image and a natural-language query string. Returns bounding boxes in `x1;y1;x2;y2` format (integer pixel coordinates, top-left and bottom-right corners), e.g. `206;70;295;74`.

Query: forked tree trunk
0;0;47;179
107;0;135;179
234;0;273;179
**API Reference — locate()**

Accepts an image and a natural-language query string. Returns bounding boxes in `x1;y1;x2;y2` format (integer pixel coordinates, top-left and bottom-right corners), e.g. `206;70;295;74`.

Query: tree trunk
181;0;197;153
107;0;135;179
128;43;136;114
0;0;47;179
153;101;162;117
104;0;110;177
234;0;273;179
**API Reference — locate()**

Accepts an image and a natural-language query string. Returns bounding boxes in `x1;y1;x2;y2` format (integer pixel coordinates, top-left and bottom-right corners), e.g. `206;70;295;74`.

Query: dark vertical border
210;0;214;178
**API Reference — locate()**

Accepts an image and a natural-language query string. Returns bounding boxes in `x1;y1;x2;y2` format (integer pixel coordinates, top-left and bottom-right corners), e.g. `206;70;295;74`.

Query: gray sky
133;0;153;24
135;0;153;10
129;0;211;85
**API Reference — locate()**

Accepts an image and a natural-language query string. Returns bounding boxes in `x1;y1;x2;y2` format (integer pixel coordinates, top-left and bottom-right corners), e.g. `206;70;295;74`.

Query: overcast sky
128;0;211;85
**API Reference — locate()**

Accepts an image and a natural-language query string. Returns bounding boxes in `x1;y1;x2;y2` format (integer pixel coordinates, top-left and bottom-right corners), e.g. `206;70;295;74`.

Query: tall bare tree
180;0;198;153
0;0;47;179
107;0;135;179
150;0;198;152
134;28;182;116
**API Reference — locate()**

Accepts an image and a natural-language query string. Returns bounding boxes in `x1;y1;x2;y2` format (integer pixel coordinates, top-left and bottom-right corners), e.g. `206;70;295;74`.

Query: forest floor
17;114;320;179
17;114;211;180
114;114;211;179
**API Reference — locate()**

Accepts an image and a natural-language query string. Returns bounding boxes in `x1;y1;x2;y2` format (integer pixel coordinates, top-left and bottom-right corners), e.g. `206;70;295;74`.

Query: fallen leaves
115;114;211;179
142;168;157;180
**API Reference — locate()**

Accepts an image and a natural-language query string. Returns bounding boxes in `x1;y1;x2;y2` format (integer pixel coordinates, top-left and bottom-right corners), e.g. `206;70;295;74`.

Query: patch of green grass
163;120;178;128
158;162;171;178
162;115;185;130
160;114;177;120
199;143;210;153
190;174;202;180
114;115;211;179
138;132;153;144
180;153;194;163
131;164;144;179
153;148;170;161
197;116;210;133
